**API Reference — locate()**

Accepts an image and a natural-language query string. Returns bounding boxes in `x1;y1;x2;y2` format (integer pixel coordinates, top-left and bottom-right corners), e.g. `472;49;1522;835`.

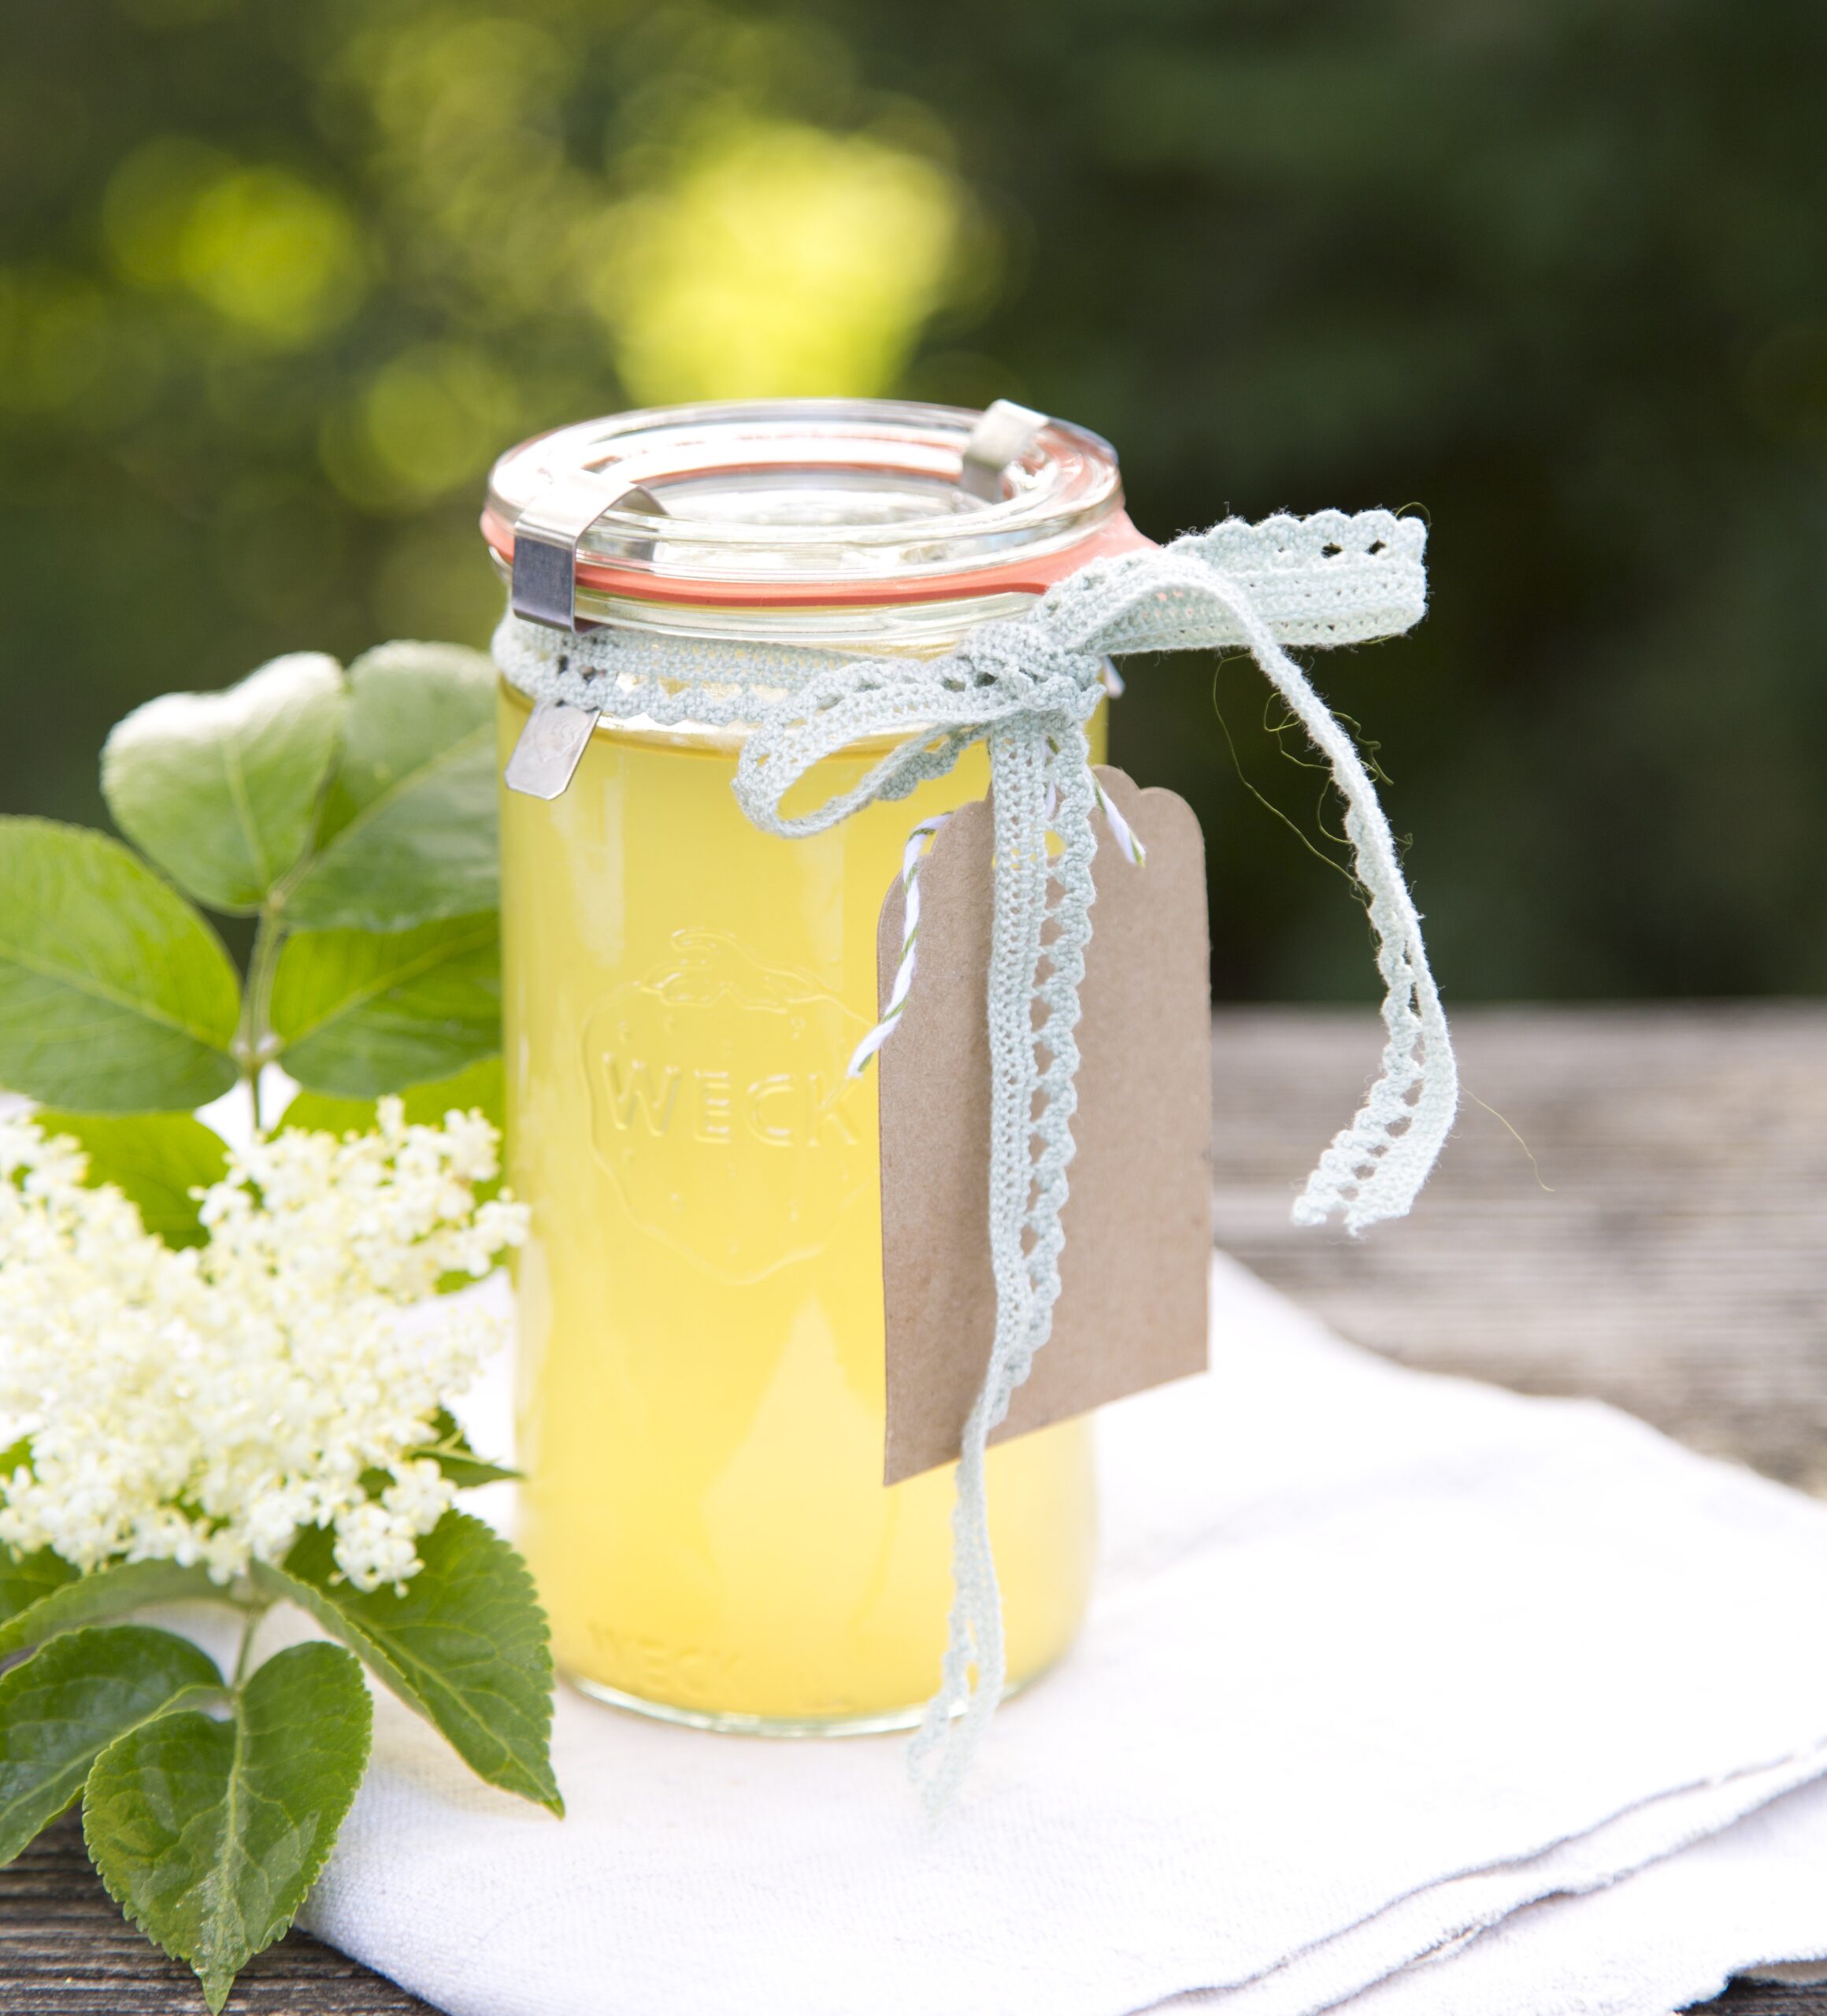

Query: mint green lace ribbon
494;508;1456;1807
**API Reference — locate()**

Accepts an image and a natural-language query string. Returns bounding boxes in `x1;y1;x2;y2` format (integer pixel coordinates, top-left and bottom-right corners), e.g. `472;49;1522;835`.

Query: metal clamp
503;695;603;801
510;474;665;631
505;475;669;797
959;399;1049;502
506;409;1044;802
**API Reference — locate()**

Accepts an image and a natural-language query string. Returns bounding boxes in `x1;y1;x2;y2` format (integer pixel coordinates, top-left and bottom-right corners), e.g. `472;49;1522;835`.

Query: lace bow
494;509;1457;1806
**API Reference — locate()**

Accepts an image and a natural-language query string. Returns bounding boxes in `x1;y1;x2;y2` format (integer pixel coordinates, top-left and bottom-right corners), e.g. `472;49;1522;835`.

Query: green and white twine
493;508;1455;1807
847;776;1143;1080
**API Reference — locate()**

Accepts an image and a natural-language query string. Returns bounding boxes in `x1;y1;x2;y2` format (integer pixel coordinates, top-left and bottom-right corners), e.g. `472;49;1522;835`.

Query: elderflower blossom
0;1100;528;1592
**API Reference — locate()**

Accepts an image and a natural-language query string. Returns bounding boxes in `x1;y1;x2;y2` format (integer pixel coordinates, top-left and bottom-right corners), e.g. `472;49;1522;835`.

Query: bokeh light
176;169;366;346
106;141;367;346
587;118;965;403
322;344;521;510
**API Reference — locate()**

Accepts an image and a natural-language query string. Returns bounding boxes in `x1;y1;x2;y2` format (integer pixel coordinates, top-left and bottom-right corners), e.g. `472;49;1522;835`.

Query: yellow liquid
498;682;1100;1727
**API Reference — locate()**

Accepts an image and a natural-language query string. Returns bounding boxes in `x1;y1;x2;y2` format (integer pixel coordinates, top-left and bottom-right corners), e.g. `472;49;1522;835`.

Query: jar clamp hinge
501;402;1051;799
502;477;663;799
957;399;1046;502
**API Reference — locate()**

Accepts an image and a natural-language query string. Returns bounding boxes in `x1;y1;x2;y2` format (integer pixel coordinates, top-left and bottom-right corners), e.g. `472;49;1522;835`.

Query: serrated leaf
0;819;241;1112
101;654;346;914
255;1510;559;1813
285;643;498;933
278;1052;505;1138
83;1640;371;2014
410;1409;521;1488
32;1109;228;1248
0;1625;221;1864
0;1546;76;1628
269;913;500;1097
0;1559;218;1660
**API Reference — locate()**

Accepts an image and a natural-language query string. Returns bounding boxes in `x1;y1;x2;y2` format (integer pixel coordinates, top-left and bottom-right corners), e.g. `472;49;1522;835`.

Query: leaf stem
233;908;287;1135
232;1602;269;1689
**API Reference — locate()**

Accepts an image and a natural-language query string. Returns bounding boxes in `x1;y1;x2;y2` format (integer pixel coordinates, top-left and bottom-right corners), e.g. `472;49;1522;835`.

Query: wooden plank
1704;1988;1827;2015
1213;1003;1827;1492
0;1812;428;2010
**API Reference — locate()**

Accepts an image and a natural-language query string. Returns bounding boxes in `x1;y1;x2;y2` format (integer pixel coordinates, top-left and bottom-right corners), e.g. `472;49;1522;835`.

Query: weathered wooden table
4;1006;1824;2014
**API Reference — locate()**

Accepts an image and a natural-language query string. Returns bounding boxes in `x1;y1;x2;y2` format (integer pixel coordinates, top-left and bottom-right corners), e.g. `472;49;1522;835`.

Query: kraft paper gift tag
878;765;1213;1484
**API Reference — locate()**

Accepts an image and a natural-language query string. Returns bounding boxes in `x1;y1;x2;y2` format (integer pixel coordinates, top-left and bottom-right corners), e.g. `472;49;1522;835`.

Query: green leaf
0;1546;76;1629
269;912;500;1097
0;1625;221;1865
0;1559;219;1660
410;1409;521;1488
31;1109;228;1248
0;819;241;1112
285;642;498;933
101;654;346;915
83;1640;371;2015
407;1051;506;1132
279;1052;505;1138
274;1086;379;1136
255;1510;559;1814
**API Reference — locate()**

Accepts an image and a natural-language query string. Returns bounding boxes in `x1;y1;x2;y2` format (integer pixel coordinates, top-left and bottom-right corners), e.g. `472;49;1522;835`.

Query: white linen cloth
301;1257;1827;2016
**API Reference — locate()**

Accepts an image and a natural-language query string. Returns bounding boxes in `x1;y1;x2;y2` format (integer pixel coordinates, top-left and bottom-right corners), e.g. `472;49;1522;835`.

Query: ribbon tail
1217;591;1458;1232
906;1378;1008;1815
907;726;1065;1812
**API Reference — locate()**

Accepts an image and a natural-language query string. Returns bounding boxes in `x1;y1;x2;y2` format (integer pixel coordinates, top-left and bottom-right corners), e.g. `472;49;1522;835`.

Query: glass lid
480;398;1142;611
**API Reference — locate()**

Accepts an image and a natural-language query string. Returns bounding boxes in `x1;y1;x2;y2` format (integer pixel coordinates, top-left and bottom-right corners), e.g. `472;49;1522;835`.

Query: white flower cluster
0;1100;527;1592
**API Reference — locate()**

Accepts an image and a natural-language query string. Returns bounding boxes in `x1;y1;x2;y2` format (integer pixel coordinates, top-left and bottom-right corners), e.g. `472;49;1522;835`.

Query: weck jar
481;399;1149;1731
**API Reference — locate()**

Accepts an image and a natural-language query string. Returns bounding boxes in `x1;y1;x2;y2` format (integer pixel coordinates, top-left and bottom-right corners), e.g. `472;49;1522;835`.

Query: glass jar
483;399;1146;1732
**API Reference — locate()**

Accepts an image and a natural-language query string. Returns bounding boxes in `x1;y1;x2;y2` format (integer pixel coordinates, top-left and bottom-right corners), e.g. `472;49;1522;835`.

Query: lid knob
958;399;1048;502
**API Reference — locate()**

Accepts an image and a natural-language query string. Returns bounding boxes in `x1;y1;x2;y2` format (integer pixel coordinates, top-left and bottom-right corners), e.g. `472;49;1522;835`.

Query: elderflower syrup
483;402;1144;1729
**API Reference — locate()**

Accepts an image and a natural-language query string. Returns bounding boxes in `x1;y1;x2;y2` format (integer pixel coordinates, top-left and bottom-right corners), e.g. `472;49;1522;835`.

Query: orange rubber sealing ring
480;508;1155;611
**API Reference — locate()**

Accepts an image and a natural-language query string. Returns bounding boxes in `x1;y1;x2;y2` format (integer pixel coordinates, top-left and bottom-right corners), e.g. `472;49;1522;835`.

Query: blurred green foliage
3;0;1823;999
